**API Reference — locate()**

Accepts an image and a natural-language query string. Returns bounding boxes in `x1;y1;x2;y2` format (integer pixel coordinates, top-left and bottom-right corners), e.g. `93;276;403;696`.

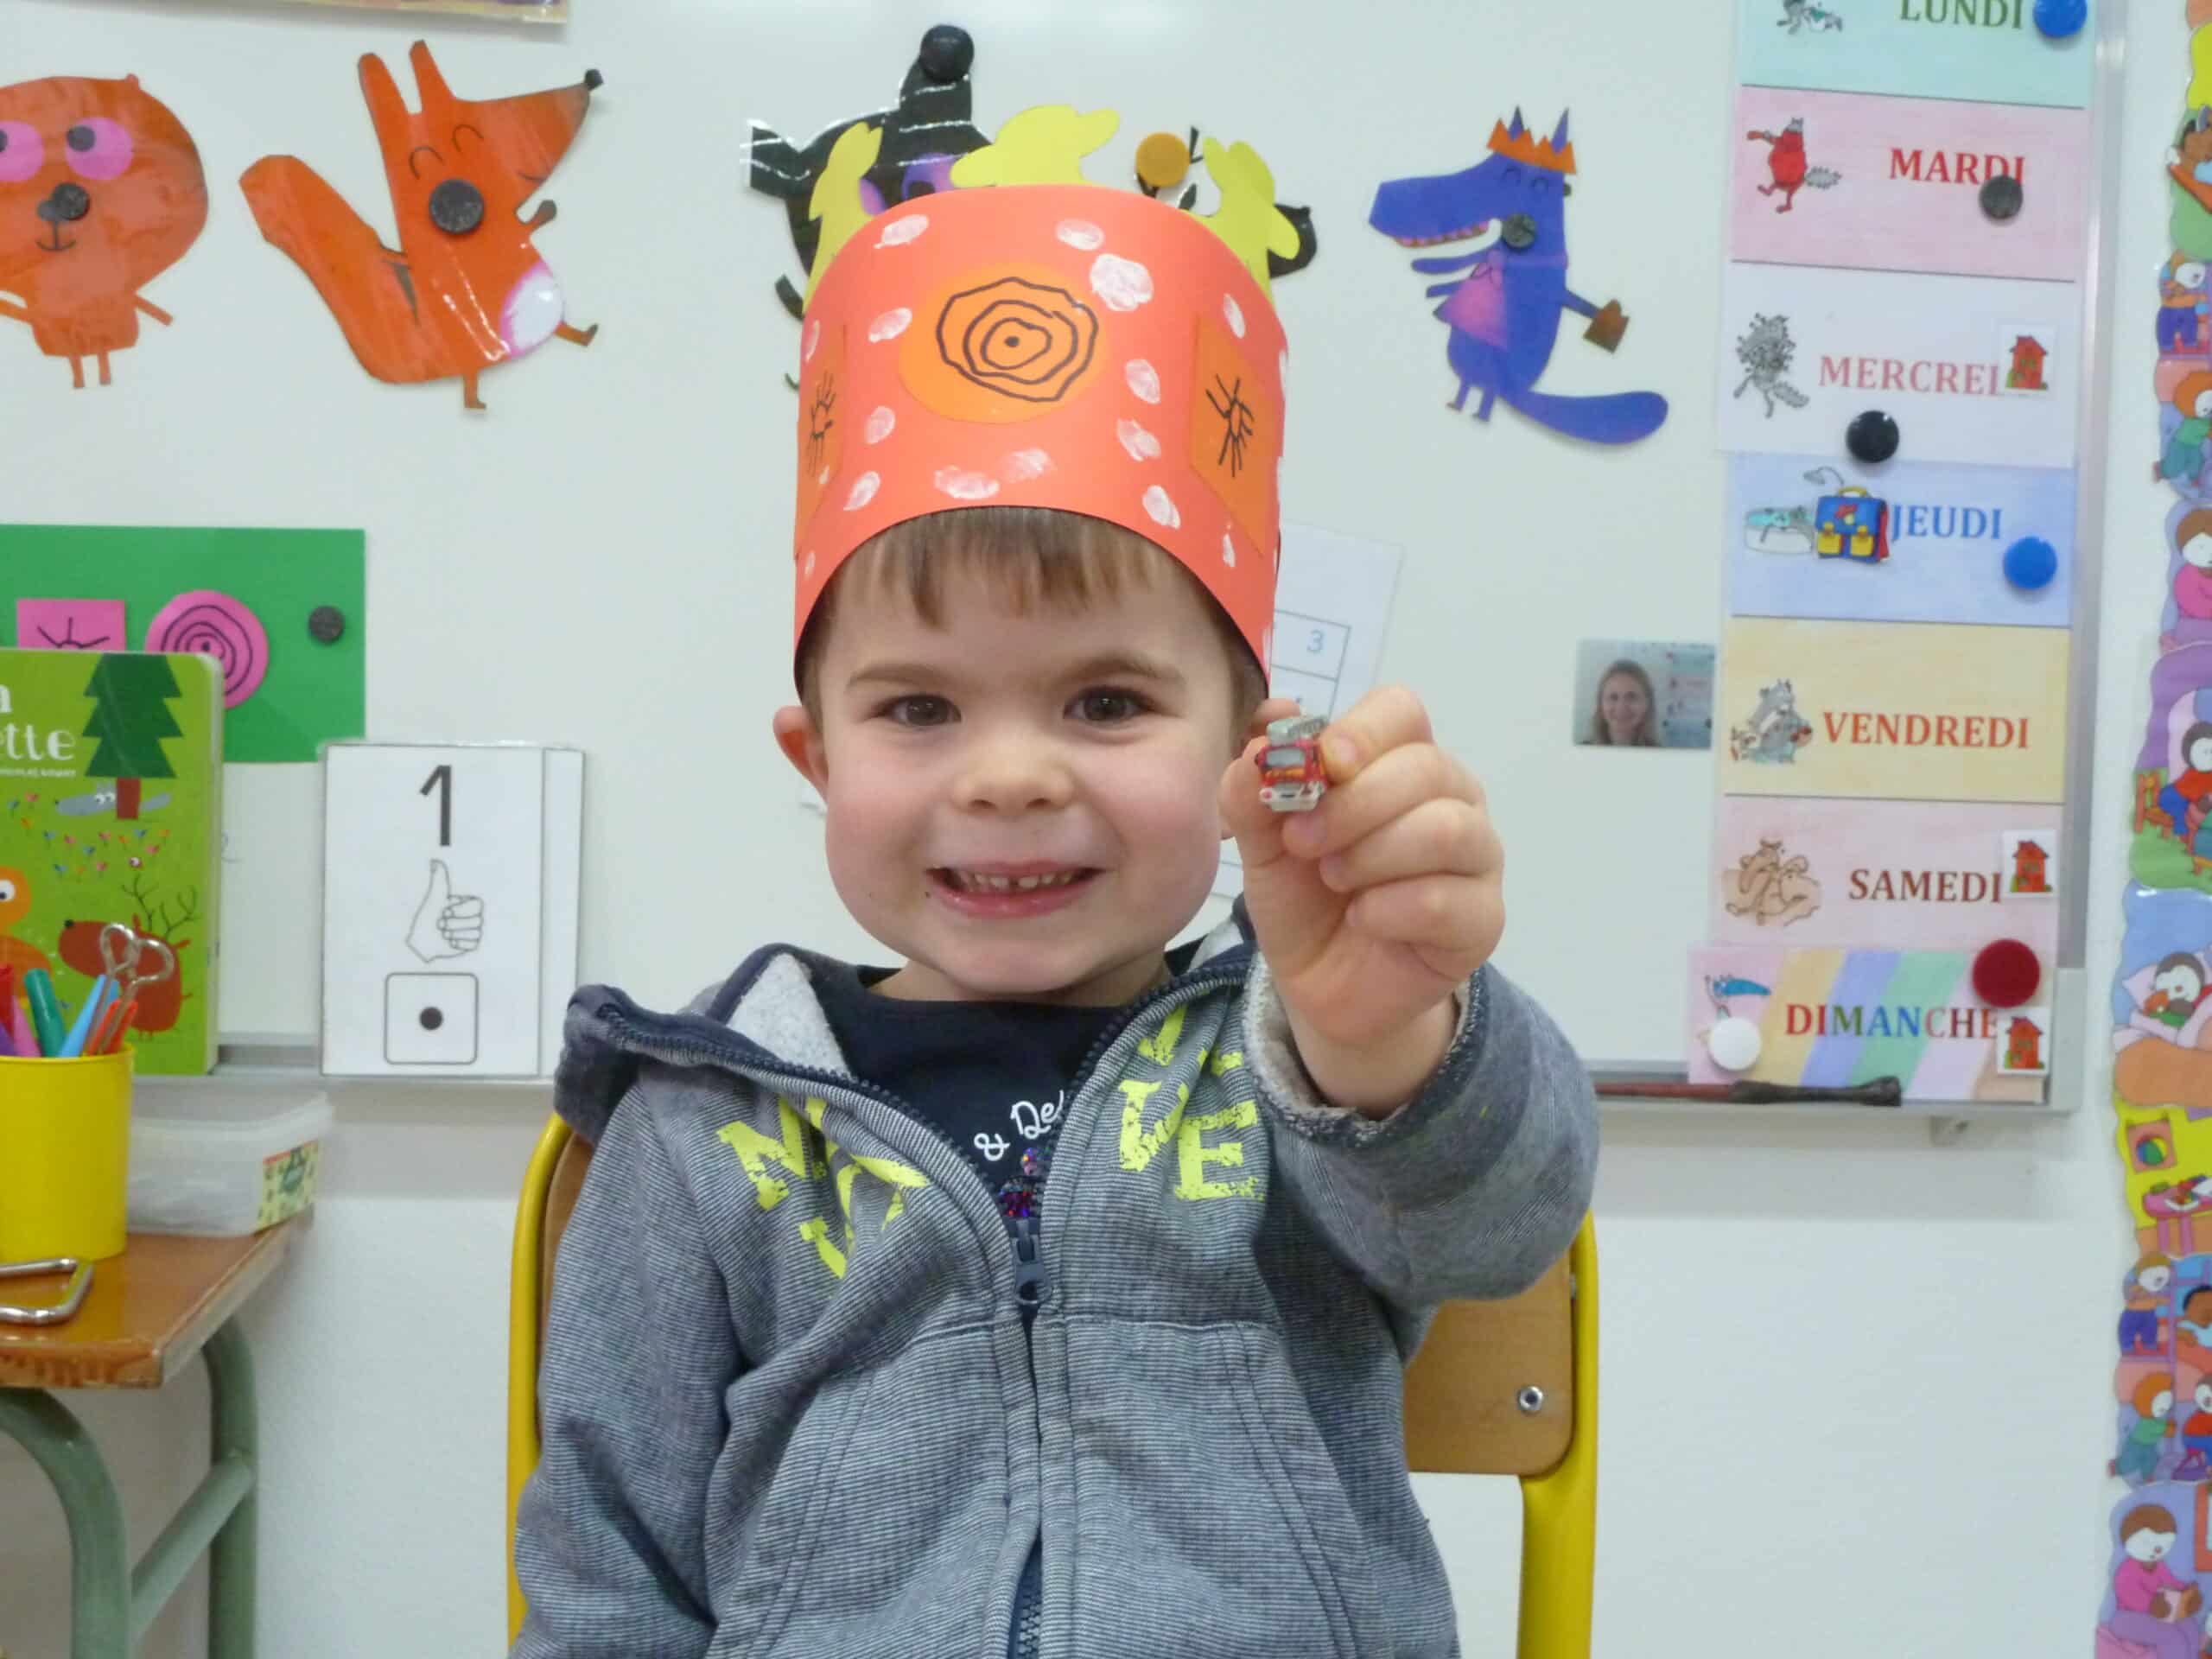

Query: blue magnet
2033;0;2086;39
2004;536;2057;591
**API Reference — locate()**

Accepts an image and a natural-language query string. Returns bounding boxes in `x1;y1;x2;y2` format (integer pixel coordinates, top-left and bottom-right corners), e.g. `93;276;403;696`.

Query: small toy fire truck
1256;713;1329;812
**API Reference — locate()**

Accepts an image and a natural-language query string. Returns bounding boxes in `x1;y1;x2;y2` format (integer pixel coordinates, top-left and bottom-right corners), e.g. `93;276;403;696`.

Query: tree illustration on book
76;654;181;822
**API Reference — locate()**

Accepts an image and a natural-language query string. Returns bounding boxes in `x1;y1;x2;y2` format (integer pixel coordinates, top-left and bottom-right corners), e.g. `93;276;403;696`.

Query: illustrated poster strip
1720;263;2080;469
1729;452;2075;626
1731;86;2089;283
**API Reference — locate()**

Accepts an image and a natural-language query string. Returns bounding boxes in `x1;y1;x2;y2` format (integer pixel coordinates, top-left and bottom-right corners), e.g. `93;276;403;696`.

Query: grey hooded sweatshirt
513;914;1597;1659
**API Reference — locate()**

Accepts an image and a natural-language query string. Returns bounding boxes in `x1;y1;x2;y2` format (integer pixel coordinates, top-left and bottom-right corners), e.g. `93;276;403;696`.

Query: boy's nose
954;734;1075;813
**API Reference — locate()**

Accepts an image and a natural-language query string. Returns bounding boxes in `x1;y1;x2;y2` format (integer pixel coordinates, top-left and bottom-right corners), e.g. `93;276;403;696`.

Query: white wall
0;0;2158;1652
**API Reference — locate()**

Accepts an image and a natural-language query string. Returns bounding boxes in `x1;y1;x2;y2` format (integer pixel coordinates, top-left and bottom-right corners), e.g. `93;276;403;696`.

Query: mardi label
1732;87;2088;283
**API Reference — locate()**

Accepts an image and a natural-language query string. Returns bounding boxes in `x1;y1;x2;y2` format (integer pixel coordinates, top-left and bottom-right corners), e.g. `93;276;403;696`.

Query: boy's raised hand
1221;686;1503;1117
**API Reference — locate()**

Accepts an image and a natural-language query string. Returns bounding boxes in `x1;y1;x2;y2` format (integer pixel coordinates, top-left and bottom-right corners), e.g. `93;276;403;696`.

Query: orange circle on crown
899;263;1106;423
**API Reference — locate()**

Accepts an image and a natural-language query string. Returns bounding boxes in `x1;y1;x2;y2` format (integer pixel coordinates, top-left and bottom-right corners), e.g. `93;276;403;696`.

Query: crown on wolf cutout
1486;109;1576;176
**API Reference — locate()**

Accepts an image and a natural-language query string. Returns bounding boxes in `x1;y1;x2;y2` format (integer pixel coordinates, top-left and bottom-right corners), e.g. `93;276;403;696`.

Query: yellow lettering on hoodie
798;1217;851;1279
1136;1004;1187;1067
1119;1078;1191;1172
718;1098;815;1211
1175;1101;1260;1199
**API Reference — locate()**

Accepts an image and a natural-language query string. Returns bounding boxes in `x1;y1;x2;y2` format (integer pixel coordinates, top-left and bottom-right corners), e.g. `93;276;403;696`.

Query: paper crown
791;183;1287;666
1487;109;1576;176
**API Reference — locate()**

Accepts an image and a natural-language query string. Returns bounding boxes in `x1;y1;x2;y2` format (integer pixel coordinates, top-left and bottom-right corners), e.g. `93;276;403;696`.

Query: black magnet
1501;213;1538;251
1980;174;2023;221
308;605;346;644
1847;410;1899;465
918;25;975;83
583;69;604;91
428;177;485;236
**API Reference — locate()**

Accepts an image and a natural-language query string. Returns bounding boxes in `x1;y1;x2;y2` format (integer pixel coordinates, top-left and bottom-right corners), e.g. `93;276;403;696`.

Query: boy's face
776;561;1243;1005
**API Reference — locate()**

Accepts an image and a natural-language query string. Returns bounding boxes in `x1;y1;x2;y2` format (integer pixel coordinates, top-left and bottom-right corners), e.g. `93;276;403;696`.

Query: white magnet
1707;1016;1763;1073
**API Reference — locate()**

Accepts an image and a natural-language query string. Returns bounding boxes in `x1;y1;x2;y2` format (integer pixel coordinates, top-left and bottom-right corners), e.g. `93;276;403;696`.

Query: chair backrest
506;1114;1596;1656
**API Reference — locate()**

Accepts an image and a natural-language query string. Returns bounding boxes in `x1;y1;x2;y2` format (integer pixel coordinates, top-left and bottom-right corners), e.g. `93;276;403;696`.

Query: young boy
514;180;1597;1657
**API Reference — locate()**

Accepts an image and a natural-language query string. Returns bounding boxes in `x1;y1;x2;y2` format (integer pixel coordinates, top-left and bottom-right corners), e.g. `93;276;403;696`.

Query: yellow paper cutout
950;105;1119;188
807;123;883;298
1198;137;1302;295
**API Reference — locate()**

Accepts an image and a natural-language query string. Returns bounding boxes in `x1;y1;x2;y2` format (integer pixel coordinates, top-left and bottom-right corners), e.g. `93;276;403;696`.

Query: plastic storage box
128;1091;334;1236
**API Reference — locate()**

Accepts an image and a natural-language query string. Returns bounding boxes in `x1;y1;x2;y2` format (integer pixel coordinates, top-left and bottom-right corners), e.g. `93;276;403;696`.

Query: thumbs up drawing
405;859;486;963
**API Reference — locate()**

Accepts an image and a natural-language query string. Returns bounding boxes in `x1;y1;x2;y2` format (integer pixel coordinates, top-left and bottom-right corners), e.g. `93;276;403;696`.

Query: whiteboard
10;0;2085;1068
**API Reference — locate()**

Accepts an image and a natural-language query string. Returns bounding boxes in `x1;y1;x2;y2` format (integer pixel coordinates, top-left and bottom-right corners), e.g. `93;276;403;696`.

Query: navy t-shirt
810;964;1124;1229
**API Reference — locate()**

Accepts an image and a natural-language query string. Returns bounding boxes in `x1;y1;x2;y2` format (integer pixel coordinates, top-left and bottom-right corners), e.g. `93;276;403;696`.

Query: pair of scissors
87;923;176;1058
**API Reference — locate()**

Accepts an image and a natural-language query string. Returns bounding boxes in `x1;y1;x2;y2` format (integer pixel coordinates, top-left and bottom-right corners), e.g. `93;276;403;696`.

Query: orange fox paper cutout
0;75;208;390
240;41;601;412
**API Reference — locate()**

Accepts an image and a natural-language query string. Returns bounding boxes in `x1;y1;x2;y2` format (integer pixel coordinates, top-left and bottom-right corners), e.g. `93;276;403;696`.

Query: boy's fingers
1317;685;1433;784
1245;695;1303;745
1282;743;1482;860
1315;799;1499;893
1347;872;1497;954
1218;738;1292;868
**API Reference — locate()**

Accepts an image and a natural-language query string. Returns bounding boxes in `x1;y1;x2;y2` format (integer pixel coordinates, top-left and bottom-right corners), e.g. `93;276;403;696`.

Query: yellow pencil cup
0;1046;133;1262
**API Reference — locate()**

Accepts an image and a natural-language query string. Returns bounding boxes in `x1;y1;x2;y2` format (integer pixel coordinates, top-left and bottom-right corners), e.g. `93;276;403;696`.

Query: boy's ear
772;704;830;791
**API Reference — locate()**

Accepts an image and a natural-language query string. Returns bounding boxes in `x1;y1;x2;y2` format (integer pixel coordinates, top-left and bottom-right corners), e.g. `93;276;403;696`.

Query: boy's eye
1072;689;1149;724
884;696;954;728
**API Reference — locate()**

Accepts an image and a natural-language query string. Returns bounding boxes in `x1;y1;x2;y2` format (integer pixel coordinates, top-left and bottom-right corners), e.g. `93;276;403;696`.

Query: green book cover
0;648;222;1074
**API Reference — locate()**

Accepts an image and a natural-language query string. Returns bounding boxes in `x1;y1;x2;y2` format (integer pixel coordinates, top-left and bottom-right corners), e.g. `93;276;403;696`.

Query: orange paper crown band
792;184;1287;666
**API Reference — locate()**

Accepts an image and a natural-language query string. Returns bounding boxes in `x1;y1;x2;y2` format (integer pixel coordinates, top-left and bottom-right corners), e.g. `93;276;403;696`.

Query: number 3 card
321;741;582;1077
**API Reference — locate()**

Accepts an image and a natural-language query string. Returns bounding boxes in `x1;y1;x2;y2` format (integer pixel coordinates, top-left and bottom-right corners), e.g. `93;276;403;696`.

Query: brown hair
2183;722;2212;772
2178;509;2212;551
2158;952;2208;988
2177;371;2212;418
1586;659;1660;747
2136;1374;2177;1416
795;506;1268;734
2121;1503;2178;1544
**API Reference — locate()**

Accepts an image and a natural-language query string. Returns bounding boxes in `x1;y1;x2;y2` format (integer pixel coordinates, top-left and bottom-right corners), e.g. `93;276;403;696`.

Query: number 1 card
321;741;582;1077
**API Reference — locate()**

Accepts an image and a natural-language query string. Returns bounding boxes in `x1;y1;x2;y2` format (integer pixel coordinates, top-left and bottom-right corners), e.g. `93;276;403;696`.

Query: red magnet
1972;939;2041;1008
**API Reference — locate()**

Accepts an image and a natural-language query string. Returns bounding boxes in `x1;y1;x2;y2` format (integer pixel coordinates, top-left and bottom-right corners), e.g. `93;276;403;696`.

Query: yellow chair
507;1114;1598;1656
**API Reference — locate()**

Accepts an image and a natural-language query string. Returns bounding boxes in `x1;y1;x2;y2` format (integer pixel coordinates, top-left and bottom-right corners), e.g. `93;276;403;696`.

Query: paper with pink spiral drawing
145;590;270;709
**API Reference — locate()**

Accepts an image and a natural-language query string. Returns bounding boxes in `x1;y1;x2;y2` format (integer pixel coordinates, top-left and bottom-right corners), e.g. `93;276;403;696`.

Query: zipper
598;958;1245;1659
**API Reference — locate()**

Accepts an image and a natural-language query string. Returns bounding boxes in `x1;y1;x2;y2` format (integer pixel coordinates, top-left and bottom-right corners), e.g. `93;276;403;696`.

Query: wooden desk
0;1222;305;1659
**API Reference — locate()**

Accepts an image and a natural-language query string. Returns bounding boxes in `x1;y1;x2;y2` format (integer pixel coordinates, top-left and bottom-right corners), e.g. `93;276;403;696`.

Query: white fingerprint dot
877;214;928;247
934;466;1001;501
1124;359;1161;404
1003;448;1054;482
844;472;880;511
1141;485;1180;528
1090;253;1154;312
1224;294;1246;338
868;308;913;341
1056;219;1104;251
864;405;897;444
1116;418;1161;462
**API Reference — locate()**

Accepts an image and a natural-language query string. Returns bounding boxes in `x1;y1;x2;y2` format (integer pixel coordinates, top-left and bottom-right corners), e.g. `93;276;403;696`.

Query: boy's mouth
930;865;1100;917
937;867;1094;894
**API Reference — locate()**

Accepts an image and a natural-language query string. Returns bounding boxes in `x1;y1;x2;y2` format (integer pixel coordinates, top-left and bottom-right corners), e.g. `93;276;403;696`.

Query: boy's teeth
954;870;1081;893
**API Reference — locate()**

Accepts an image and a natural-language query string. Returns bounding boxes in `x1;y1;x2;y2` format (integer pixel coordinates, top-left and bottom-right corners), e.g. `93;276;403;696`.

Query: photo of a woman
1572;639;1713;750
1586;659;1660;747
